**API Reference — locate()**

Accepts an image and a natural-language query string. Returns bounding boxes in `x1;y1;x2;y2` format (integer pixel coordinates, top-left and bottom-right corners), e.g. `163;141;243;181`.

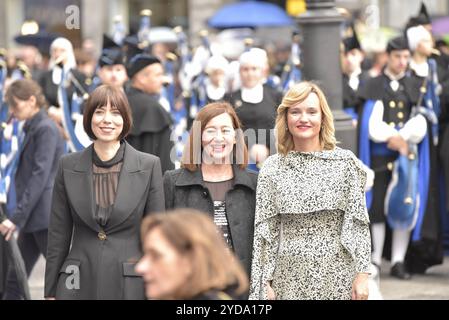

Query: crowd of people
0;2;448;300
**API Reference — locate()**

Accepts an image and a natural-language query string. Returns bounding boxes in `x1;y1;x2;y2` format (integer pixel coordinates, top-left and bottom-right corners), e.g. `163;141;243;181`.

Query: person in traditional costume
403;22;445;274
358;36;427;279
341;25;370;122
95;35;128;89
125;50;174;173
225;49;282;170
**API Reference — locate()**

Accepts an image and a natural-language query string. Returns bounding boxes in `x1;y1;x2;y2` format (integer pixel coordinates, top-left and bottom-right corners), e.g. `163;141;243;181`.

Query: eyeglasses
203;128;235;137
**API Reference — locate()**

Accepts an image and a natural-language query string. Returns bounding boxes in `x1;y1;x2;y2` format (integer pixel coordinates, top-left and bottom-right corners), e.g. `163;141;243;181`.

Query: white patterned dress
249;148;371;300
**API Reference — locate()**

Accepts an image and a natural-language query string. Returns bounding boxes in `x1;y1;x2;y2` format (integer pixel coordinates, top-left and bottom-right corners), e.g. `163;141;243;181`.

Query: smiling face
201;113;236;165
135;227;192;300
91;100;124;143
287;92;322;148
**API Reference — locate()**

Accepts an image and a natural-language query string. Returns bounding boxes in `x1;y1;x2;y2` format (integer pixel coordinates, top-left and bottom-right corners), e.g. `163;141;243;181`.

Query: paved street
27;255;449;300
379;257;449;300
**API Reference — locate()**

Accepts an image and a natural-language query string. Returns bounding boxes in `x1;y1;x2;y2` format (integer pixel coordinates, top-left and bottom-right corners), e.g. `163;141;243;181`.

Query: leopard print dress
249;148;371;300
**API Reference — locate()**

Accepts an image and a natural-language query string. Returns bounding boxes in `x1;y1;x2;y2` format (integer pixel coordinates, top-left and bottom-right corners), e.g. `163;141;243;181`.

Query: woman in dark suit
164;102;257;280
44;85;165;300
0;79;65;299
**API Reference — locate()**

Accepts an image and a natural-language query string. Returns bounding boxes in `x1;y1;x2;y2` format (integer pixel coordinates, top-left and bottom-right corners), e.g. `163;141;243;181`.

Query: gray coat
163;166;257;277
44;142;165;299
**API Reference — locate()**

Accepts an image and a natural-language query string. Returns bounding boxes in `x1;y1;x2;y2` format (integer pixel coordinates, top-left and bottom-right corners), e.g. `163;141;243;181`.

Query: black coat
163;166;257;277
44;142;165;299
38;69;88;108
10;110;65;232
224;85;282;153
125;86;174;174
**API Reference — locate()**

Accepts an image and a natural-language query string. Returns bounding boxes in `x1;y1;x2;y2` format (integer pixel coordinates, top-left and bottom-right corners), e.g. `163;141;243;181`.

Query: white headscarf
406;25;431;52
48;37;77;85
205;55;229;74
239;48;267;68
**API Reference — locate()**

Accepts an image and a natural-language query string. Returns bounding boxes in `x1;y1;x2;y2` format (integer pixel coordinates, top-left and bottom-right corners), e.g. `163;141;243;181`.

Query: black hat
386;36;409;53
418;2;431;25
342;26;362;53
343;36;361;53
98;34;124;67
126;54;160;78
122;34;153;63
405;2;431;30
14;30;59;56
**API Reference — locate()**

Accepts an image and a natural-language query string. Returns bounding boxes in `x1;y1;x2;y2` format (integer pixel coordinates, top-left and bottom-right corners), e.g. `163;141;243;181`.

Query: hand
387;135;407;153
352;273;369;300
266;282;276;300
0;219;17;241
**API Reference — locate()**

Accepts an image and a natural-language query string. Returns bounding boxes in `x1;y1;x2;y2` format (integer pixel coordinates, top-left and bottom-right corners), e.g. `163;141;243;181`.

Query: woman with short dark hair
44;84;165;300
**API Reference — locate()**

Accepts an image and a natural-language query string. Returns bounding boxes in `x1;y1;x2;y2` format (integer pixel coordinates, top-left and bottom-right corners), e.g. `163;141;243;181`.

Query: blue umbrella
208;0;294;29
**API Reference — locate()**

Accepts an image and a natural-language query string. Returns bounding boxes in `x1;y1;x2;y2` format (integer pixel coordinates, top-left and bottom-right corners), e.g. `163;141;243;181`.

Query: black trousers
369;155;398;224
2;229;48;300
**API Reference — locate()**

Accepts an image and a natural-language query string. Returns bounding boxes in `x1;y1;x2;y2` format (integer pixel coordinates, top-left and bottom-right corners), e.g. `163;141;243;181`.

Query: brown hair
5;79;47;109
275;81;336;155
140;209;249;299
83;84;132;140
181;102;248;171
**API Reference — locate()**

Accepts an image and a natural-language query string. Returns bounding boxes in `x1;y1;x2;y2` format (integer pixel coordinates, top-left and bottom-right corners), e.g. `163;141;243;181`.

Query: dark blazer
163;166;257;278
9;110;65;232
44;142;165;299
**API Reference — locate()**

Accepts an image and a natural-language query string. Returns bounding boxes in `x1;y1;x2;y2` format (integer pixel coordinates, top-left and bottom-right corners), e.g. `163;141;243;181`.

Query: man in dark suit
0;79;65;299
125;53;174;173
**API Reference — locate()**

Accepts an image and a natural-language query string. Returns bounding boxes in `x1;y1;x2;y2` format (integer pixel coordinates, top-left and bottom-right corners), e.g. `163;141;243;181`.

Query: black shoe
390;262;411;280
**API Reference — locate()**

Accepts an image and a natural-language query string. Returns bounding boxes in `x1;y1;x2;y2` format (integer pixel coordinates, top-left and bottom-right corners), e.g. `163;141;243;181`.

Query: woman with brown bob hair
135;209;249;299
250;82;371;300
164;102;257;282
45;84;165;300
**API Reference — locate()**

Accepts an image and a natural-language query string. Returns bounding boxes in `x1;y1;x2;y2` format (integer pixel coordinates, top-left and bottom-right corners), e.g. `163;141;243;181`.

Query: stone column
298;0;357;153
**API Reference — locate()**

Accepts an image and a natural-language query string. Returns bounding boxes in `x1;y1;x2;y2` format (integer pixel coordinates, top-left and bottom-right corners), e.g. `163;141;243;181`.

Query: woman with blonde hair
135;209;249;300
249;81;371;300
